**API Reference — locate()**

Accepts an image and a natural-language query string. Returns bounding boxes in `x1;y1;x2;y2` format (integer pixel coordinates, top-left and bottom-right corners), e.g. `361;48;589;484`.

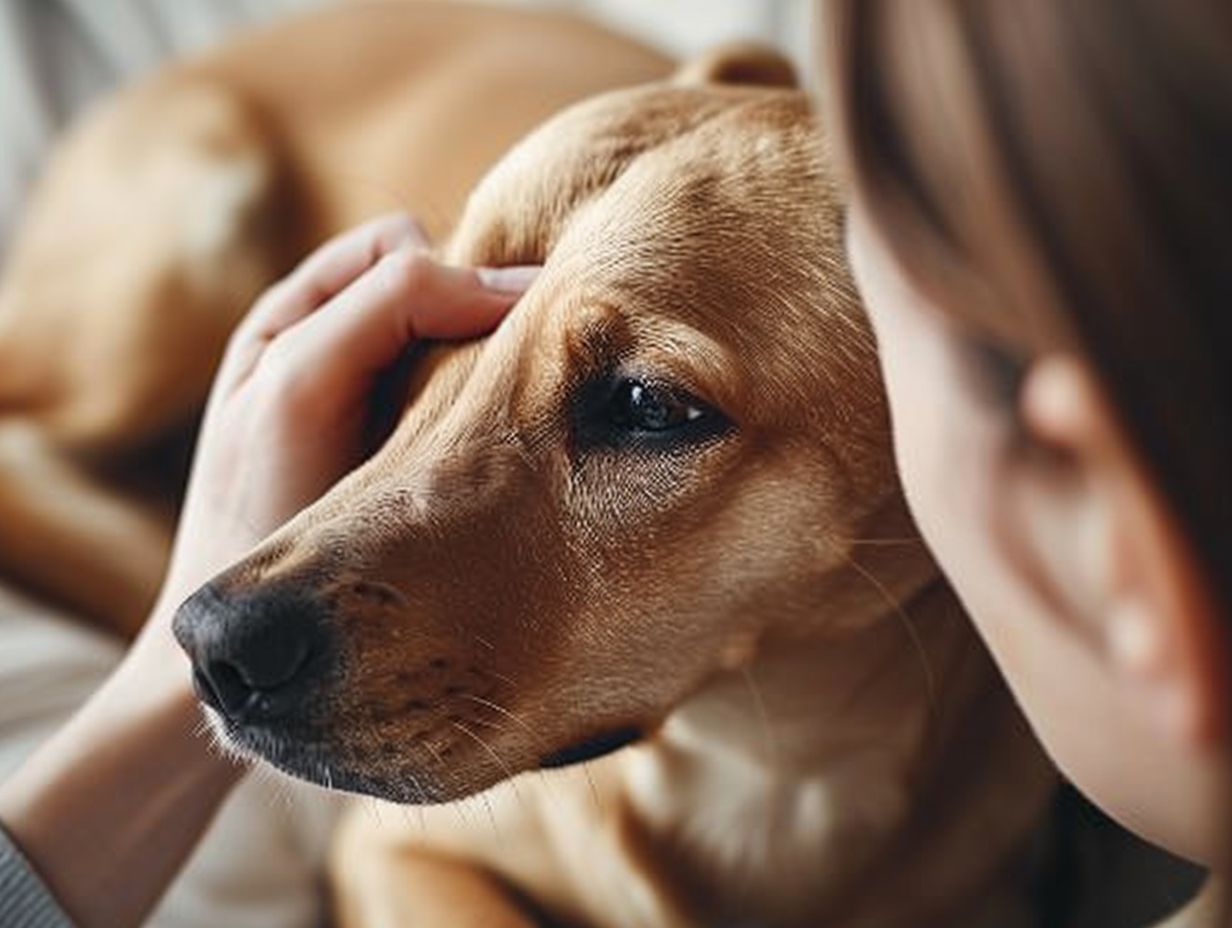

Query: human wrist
0;631;242;928
107;659;235;773
107;612;243;788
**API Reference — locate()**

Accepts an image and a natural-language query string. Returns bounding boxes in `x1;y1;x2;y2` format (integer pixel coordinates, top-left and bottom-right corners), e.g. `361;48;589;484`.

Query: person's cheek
869;296;1010;615
847;212;1004;598
869;298;957;537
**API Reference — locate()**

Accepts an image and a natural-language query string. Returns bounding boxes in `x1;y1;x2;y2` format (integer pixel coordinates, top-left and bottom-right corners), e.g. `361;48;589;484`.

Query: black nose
172;581;334;724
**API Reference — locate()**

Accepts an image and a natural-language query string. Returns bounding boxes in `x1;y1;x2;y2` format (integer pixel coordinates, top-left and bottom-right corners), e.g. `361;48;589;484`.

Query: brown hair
823;0;1232;915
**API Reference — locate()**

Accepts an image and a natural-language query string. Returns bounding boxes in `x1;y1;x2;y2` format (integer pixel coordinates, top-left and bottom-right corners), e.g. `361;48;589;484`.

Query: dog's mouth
206;705;645;801
538;726;643;769
204;710;449;803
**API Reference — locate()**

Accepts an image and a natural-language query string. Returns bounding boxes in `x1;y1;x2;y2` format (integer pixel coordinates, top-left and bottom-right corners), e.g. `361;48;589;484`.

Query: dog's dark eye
574;376;728;452
608;380;706;432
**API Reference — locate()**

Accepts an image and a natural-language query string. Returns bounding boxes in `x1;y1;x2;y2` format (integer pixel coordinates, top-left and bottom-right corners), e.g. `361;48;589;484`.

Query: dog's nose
172;581;334;724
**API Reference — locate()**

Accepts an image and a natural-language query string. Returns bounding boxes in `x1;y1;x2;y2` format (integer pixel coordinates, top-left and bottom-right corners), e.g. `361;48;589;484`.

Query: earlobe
1105;598;1164;677
1104;595;1198;738
1124;504;1228;746
1020;355;1226;747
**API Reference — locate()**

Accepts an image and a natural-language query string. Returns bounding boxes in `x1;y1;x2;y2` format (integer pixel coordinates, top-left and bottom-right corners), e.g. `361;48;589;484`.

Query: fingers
475;265;544;294
219;213;427;386
245;212;428;339
265;249;539;389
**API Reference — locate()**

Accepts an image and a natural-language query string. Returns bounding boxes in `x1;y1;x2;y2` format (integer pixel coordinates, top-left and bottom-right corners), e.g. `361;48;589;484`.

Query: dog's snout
173;581;334;724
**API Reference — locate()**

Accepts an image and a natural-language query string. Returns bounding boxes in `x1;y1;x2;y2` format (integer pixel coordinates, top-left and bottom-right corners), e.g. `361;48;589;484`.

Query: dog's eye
573;375;728;452
608;380;706;432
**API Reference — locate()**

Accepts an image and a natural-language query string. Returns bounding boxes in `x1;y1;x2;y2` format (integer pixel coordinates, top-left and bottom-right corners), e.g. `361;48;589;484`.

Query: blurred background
0;0;812;256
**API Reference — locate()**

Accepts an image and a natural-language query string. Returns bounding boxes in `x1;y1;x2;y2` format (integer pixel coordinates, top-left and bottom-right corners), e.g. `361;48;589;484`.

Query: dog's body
0;4;1055;926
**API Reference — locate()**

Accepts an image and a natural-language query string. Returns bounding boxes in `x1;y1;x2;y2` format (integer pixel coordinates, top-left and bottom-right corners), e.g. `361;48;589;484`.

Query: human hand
0;213;539;928
148;213;537;658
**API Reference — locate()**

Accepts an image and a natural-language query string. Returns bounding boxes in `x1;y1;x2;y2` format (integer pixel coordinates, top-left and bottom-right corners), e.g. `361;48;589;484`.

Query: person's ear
672;42;798;89
1011;354;1225;746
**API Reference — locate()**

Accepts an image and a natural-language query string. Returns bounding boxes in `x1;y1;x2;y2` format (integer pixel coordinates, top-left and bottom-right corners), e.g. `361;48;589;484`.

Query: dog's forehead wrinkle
546;127;852;316
448;84;810;267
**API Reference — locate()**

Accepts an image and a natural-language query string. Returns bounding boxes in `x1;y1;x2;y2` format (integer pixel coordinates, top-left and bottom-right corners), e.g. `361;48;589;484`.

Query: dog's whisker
477;790;502;844
386;793;417;838
453;706;564;816
446;786;471;827
843;537;924;548
389;772;427;830
263;769;288;810
844;555;938;713
405;804;423;838
276;778;299;814
740;666;778;765
580;762;602;814
420;734;480;823
460;693;540;746
247;758;298;815
403;770;430;811
462;714;505;732
420;737;447;769
450;720;527;810
486;669;520;693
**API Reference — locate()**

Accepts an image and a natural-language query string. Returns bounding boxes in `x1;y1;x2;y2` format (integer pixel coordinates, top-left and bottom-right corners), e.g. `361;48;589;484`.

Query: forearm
0;609;242;928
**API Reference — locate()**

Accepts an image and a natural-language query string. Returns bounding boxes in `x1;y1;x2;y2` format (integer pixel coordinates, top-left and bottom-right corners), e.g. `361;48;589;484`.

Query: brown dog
0;4;1055;926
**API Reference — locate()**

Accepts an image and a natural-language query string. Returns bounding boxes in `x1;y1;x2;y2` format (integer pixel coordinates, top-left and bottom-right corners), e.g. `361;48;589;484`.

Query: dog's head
175;48;906;801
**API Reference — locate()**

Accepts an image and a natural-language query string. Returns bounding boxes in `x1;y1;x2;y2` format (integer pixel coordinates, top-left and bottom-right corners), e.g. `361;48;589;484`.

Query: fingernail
476;265;541;293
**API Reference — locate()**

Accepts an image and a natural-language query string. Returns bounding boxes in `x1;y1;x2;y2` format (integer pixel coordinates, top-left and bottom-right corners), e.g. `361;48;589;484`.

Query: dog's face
176;57;898;802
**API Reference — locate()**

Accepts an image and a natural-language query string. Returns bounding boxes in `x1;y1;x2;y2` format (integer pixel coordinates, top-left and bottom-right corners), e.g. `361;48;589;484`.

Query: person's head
823;0;1232;865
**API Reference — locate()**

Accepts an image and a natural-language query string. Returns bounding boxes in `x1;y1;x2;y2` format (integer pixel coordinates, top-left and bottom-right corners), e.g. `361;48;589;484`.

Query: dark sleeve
0;824;74;928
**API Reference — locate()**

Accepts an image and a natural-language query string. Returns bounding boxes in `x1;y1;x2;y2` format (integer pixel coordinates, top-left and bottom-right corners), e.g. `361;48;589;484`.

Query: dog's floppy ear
673;42;798;89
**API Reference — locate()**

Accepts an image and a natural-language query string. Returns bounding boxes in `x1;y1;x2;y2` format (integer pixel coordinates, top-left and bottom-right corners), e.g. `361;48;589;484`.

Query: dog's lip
538;726;643;769
209;713;447;802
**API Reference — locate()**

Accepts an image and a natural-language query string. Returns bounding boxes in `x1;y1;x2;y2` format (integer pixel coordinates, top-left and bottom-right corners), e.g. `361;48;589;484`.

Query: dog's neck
623;571;1055;927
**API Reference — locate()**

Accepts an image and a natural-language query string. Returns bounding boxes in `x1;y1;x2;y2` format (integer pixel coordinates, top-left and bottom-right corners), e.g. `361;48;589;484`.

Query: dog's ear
673;42;798;89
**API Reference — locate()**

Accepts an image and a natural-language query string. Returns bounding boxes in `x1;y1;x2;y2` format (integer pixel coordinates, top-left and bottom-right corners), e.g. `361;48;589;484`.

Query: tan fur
0;4;1055;925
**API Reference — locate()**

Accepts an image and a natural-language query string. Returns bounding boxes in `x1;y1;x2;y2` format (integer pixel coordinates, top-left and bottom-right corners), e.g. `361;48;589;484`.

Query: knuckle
222;320;265;364
222;325;252;358
250;277;295;317
383;211;422;240
235;279;294;338
230;315;264;347
257;334;307;391
378;248;433;293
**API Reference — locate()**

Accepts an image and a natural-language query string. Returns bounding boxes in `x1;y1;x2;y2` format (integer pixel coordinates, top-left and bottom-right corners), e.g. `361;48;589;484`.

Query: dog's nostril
194;643;320;723
192;666;224;713
203;659;259;718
